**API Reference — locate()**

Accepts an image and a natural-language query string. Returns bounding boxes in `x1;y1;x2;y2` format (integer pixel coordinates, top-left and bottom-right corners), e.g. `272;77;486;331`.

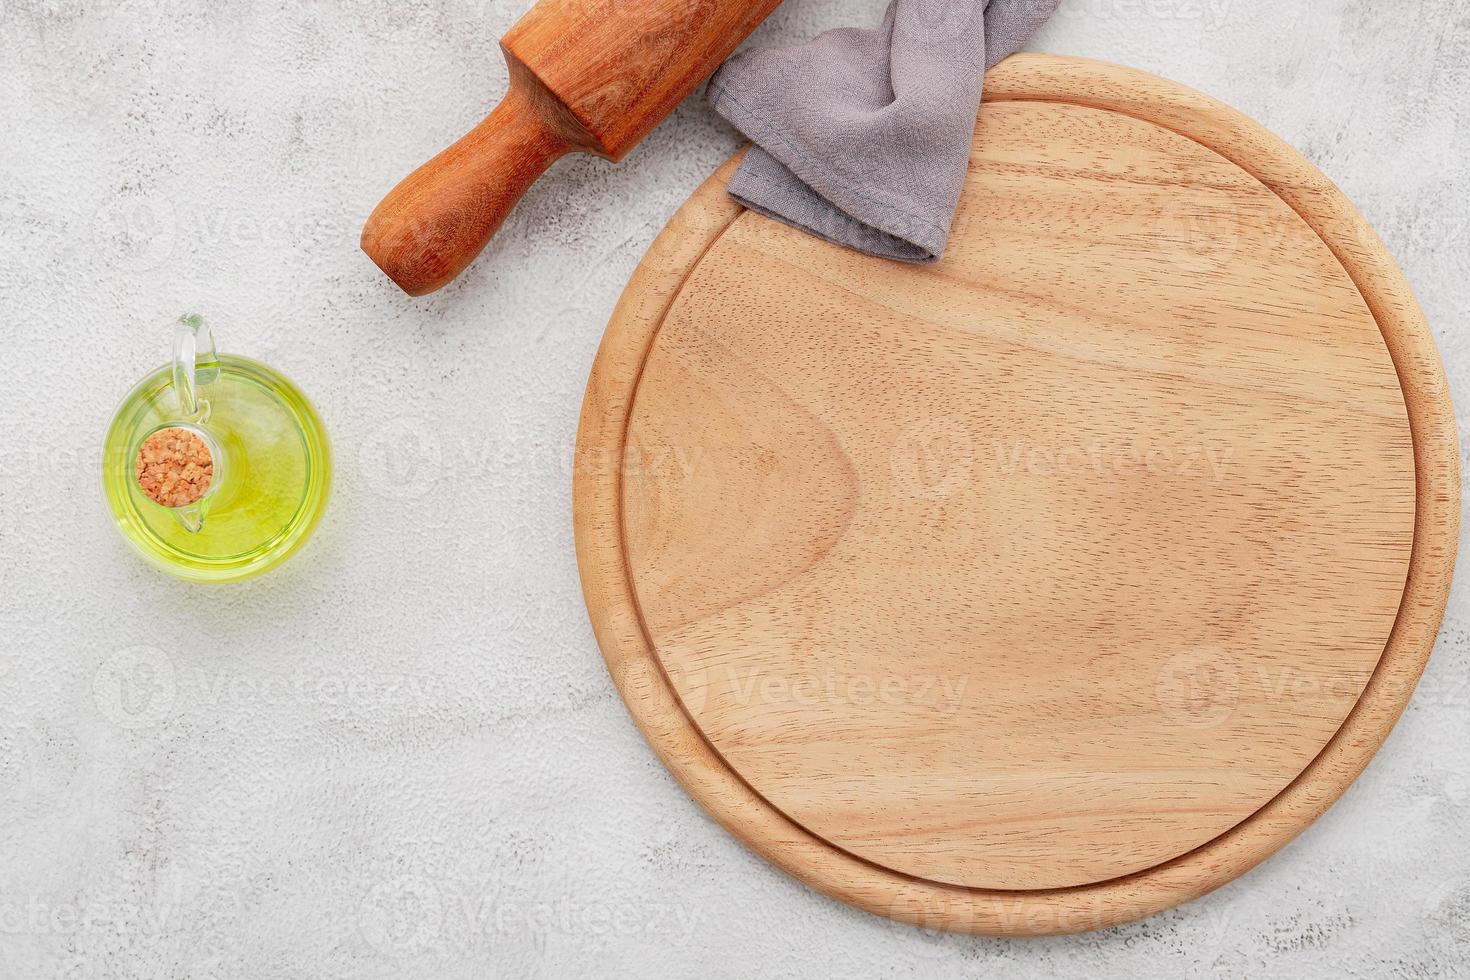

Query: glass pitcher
102;315;331;582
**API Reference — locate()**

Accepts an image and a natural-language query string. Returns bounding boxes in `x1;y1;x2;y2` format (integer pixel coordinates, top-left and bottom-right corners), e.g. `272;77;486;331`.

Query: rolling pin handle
361;84;572;296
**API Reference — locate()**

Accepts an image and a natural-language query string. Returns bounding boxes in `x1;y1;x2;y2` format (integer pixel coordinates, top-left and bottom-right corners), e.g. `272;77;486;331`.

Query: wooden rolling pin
361;0;784;296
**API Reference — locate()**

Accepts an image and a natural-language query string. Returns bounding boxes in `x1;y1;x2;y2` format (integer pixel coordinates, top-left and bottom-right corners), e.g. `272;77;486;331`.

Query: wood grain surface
573;55;1460;933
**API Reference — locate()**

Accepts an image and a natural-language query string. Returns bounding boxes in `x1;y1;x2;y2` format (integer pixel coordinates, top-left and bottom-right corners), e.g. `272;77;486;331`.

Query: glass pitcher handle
168;315;221;534
172;314;220;421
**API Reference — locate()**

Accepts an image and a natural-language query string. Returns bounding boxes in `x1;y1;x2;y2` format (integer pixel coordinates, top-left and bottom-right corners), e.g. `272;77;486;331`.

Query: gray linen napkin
707;0;1060;262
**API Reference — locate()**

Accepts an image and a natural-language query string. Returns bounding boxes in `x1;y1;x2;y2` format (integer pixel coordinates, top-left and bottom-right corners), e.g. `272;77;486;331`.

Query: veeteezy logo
92;646;177;729
892;421;1236;501
720;665;971;715
92;649;446;728
357;874;701;957
1054;0;1235;32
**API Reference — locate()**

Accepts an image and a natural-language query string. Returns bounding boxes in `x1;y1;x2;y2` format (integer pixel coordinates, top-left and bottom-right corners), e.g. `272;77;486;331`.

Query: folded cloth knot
708;0;1061;262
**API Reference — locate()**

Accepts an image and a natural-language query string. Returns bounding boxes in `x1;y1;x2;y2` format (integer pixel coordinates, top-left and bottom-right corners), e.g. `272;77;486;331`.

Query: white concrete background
1;0;1467;976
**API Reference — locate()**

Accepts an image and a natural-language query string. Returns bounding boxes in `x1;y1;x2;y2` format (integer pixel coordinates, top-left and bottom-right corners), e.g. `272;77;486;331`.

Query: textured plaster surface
1;1;1468;977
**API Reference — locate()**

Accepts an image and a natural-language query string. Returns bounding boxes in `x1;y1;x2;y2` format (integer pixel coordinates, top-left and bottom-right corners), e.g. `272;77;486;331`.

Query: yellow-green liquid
103;355;330;582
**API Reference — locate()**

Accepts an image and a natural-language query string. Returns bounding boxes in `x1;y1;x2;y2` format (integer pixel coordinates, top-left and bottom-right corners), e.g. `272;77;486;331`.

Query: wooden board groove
573;54;1459;934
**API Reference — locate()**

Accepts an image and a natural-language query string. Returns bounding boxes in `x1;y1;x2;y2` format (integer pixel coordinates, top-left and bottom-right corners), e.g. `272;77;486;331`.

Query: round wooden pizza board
573;54;1459;935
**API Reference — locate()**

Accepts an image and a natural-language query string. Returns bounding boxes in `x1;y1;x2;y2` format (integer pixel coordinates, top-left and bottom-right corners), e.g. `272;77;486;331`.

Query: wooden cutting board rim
572;54;1459;935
